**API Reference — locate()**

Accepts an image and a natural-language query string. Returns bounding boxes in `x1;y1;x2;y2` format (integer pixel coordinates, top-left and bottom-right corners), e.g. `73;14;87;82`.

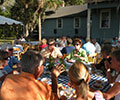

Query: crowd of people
0;36;119;100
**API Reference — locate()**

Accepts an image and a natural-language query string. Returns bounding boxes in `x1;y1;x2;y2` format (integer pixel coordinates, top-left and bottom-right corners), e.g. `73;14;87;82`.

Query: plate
91;80;104;90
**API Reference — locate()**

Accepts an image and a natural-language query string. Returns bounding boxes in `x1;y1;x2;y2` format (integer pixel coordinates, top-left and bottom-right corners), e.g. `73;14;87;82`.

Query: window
57;18;63;29
100;9;111;28
74;17;80;28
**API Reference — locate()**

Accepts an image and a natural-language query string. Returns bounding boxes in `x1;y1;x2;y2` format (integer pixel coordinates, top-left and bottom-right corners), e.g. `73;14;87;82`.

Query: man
0;50;58;100
91;38;101;54
82;38;96;56
61;37;75;55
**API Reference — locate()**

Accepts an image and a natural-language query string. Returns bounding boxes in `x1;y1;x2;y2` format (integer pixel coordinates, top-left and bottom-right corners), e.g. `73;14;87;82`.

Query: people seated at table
61;36;67;47
91;38;101;55
0;50;13;86
80;36;85;45
0;50;58;100
7;48;20;69
82;38;96;57
40;38;62;59
94;45;116;79
103;49;120;100
116;40;120;48
66;39;88;63
14;35;21;44
52;61;105;100
39;38;48;51
112;36;118;46
19;35;26;42
61;37;75;55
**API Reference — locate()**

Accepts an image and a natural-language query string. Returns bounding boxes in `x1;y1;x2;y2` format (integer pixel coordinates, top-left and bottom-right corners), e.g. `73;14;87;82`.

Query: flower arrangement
46;55;55;71
59;55;67;70
47;54;67;71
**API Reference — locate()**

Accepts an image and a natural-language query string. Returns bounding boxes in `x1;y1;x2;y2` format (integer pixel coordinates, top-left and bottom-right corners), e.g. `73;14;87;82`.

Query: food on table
95;80;103;84
92;80;103;89
41;78;48;83
93;84;103;89
58;84;66;90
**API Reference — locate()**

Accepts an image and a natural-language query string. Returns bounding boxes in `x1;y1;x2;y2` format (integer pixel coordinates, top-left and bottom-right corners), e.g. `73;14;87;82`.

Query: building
42;4;87;38
42;0;120;42
85;0;120;41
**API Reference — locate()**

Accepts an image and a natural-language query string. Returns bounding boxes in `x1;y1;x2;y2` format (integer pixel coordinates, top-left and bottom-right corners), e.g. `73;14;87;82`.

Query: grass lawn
0;37;15;45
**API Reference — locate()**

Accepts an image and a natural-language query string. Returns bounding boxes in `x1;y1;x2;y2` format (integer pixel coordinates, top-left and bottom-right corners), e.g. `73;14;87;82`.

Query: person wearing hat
40;38;62;59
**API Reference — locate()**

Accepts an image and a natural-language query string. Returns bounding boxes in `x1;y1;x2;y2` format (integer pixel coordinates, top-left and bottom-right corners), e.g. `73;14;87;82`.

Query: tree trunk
25;23;29;37
38;13;41;41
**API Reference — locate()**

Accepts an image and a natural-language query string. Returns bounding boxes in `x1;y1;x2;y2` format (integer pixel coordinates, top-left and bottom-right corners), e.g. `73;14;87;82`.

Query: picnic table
38;63;112;98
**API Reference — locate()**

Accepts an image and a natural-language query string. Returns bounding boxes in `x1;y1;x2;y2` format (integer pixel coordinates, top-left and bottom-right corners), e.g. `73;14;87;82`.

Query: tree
0;0;5;5
64;0;84;6
10;0;62;41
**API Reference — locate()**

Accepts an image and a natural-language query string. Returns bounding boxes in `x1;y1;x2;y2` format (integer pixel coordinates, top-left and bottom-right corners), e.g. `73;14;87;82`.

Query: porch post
87;8;91;39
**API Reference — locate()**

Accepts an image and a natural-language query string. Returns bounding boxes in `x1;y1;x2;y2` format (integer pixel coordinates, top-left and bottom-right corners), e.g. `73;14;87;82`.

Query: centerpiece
46;54;67;71
46;55;55;71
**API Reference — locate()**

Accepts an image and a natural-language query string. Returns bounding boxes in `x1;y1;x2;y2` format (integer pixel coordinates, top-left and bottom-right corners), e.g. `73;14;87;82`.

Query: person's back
82;39;96;56
61;38;75;55
62;46;75;55
0;72;56;100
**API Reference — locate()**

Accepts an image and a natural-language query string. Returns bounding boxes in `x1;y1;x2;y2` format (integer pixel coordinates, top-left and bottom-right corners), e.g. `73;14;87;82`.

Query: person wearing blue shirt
82;39;96;56
8;48;20;69
61;38;75;55
0;50;13;87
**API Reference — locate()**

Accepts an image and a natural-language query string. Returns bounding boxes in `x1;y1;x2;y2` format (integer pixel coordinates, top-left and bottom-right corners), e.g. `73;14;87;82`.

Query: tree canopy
64;0;84;6
9;0;62;37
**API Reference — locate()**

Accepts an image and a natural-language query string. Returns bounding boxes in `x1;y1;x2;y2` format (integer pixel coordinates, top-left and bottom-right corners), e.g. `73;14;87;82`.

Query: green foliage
64;0;84;6
10;0;62;36
47;56;55;71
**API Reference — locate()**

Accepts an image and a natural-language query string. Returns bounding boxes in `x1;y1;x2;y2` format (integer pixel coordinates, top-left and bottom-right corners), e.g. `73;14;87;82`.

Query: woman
51;61;105;100
103;49;120;100
66;39;88;63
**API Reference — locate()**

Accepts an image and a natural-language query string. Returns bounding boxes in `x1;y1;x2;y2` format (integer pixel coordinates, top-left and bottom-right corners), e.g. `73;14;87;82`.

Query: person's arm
51;64;65;97
103;82;120;100
104;60;117;83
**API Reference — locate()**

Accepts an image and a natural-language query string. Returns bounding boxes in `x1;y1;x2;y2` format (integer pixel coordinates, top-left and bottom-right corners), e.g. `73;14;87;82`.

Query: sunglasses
75;44;80;46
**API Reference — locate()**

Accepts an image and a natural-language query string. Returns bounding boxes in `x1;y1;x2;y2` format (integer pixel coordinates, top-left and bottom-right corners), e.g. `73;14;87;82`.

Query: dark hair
101;45;113;56
67;38;73;45
0;50;9;61
20;50;44;74
48;39;55;45
111;48;120;62
73;39;82;47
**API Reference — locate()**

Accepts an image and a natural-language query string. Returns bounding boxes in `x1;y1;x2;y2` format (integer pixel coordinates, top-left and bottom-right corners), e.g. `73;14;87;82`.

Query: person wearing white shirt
91;38;101;54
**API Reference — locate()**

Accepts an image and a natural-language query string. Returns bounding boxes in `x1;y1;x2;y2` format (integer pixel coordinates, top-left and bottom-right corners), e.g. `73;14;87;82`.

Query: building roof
46;4;87;19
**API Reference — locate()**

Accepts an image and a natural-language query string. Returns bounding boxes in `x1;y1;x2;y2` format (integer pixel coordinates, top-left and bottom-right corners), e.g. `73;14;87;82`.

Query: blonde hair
41;38;47;44
68;61;89;99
